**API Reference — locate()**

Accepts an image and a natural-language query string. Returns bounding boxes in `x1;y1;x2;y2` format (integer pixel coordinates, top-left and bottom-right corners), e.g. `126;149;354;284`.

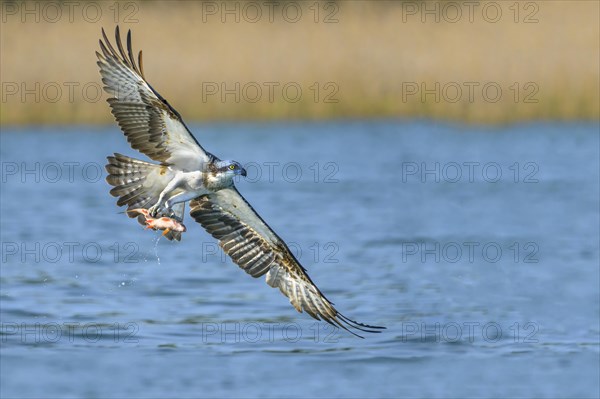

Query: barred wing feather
96;27;211;171
189;188;384;337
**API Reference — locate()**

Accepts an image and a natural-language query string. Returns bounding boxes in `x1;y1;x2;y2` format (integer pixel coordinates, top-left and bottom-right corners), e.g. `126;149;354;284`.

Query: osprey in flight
97;27;384;337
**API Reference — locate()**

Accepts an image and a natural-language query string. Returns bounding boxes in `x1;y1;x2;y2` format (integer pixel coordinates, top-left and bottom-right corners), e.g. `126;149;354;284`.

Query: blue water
1;121;599;398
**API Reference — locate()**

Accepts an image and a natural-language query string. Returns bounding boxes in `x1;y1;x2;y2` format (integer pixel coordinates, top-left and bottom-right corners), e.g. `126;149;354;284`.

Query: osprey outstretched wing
96;27;212;171
99;27;385;336
190;188;385;337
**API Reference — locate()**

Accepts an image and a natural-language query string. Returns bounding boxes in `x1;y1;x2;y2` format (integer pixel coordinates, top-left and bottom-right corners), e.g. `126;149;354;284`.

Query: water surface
1;121;598;398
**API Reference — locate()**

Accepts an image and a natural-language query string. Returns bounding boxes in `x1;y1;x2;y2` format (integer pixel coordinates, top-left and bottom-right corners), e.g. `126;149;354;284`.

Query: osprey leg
148;174;186;216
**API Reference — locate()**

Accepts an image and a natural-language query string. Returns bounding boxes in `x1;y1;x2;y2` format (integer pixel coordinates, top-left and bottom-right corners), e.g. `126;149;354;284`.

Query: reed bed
1;0;598;125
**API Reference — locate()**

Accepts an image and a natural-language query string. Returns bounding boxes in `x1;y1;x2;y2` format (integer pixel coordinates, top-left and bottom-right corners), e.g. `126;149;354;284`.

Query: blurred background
1;0;598;125
1;1;599;399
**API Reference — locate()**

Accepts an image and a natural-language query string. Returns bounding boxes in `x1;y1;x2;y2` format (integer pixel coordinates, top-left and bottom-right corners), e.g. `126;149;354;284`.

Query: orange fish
127;208;186;236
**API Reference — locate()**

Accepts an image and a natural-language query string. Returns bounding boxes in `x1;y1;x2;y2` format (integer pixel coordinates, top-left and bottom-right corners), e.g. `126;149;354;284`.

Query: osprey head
215;160;247;177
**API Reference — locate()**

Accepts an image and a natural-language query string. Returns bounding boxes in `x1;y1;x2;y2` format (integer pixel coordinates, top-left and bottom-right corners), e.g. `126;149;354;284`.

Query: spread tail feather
105;153;184;241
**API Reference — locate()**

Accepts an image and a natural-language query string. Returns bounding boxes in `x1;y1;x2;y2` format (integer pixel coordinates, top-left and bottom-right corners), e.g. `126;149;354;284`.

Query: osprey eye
229;165;235;170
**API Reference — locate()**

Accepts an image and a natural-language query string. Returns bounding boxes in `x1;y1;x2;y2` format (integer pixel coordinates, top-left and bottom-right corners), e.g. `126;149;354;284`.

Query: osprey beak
240;168;247;177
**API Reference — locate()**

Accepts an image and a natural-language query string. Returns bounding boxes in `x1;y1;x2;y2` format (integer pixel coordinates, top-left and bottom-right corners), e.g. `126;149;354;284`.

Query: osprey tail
105;153;184;241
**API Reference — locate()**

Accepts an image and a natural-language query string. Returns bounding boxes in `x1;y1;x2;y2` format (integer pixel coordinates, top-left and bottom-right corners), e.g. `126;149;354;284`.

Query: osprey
97;27;384;337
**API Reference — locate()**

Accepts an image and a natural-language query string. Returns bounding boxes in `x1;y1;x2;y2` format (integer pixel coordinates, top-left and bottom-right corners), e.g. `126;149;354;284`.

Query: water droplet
153;236;161;265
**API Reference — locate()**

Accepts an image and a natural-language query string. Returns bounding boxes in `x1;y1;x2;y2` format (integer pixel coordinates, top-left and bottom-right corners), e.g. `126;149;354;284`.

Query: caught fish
145;216;187;235
127;208;187;236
